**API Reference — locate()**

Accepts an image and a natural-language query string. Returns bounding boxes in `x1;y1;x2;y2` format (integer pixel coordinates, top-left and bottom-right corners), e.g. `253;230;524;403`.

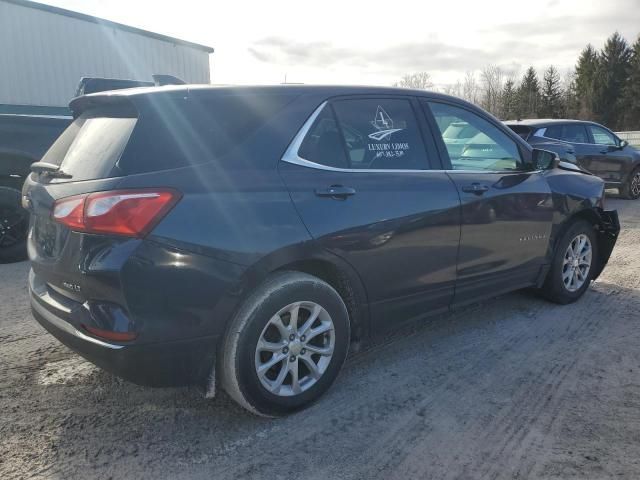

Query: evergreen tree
540;66;564;118
595;32;632;129
561;69;579;119
622;35;640;130
501;78;519;120
574;44;599;120
517;67;540;118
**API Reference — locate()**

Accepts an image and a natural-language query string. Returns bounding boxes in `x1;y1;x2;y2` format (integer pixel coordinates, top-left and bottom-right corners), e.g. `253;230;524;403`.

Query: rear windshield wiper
30;162;73;179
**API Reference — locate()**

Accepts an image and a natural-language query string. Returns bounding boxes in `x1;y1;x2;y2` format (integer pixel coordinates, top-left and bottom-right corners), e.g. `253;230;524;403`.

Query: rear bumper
30;277;218;387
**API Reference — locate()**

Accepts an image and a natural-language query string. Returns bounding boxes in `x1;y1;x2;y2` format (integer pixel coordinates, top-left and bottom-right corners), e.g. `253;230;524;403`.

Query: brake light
52;189;181;237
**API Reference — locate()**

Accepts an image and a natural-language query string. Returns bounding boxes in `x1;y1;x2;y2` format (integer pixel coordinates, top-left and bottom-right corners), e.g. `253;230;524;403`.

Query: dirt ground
1;197;640;480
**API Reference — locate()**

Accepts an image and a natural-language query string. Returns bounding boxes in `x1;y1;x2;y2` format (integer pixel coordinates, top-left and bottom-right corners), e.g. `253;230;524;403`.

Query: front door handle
315;185;356;199
461;183;490;195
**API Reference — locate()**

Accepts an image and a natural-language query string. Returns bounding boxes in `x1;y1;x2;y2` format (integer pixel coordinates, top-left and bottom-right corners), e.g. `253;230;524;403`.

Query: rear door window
563;124;589;143
331;98;429;170
544;124;589;143
298;105;349;168
297;99;430;170
544;125;563;140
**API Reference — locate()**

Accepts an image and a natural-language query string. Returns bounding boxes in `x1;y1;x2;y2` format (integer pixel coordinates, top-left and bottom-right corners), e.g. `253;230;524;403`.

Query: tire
540;220;598;304
0;187;29;264
219;271;350;417
620;167;640;200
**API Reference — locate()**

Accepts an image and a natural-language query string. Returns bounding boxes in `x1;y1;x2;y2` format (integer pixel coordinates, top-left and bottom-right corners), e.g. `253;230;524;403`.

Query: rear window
41;108;136;182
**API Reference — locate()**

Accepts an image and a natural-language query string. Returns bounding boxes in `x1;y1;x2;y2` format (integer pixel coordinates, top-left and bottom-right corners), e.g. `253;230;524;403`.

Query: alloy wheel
631;172;640;198
254;301;335;397
562;233;592;292
0;205;28;248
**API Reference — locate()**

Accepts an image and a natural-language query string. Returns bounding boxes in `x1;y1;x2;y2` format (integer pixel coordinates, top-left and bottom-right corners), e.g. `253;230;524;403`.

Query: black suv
506;119;640;199
24;86;619;416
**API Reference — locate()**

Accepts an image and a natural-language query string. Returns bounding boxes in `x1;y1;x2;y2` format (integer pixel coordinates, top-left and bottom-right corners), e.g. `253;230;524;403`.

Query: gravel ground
1;198;640;480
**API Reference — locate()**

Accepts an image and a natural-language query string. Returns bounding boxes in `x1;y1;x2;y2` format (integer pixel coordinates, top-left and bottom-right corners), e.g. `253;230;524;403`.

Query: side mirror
620;140;629;149
531;148;560;170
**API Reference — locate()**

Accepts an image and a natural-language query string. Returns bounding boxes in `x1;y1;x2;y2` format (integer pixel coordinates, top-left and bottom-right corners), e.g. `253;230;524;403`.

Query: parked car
0;113;71;262
505;119;640;199
24;85;619;416
0;76;182;263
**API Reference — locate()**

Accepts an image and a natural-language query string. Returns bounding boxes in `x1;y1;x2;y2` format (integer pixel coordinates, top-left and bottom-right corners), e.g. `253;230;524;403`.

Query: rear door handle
314;185;356;199
461;183;490;195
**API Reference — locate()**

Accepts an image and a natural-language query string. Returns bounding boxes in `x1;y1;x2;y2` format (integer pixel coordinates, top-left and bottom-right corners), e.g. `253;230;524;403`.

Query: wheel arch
272;256;370;344
208;246;371;398
549;207;619;282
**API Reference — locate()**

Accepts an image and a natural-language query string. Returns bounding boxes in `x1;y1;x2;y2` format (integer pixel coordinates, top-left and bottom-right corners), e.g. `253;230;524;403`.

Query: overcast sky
39;0;640;88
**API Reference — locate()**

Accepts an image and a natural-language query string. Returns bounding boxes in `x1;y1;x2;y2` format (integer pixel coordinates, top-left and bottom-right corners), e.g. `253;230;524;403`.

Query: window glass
545;125;563;140
41;108;136;182
331;98;429;170
544;124;589;143
298;105;349;168
588;125;617;146
563;124;589;143
428;102;522;171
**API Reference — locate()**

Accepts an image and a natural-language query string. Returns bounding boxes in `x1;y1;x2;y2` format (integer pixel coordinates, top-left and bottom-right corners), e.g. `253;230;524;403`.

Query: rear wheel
0;187;29;263
220;271;350;417
540;220;597;304
620;167;640;199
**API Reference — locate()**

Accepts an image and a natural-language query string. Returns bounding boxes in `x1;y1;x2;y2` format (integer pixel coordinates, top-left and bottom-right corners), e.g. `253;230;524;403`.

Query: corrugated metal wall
0;1;211;108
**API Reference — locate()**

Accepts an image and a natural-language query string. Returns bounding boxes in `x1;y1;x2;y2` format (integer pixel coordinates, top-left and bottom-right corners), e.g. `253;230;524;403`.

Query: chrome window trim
281;102;538;175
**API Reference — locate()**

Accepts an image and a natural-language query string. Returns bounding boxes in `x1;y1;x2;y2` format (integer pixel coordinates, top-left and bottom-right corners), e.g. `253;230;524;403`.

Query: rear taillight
52;189;181;237
81;324;137;342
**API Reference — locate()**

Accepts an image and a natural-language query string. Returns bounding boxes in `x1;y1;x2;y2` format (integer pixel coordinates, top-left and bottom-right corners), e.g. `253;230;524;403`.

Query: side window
545;124;589;143
331;98;429;170
298;105;349;168
545;125;563;140
588;125;617;146
562;124;589;143
428;102;523;172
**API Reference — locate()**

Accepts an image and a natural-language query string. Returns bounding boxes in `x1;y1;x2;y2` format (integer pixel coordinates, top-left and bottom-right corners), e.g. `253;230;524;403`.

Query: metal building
0;0;214;115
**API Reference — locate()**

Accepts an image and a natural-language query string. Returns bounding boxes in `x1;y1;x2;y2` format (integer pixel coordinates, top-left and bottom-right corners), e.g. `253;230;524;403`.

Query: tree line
394;32;640;131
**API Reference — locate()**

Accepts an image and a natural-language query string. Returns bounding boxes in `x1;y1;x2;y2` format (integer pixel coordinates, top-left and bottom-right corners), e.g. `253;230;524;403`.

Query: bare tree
480;65;504;116
462;71;480;105
393;72;433;90
443;80;463;98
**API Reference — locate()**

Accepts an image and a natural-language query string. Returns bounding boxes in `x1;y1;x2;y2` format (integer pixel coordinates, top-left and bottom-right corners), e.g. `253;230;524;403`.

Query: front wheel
620;167;640;200
219;271;350;417
540;220;597;304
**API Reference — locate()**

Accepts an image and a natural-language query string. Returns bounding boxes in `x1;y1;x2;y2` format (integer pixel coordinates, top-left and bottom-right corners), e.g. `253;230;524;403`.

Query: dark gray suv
506;119;640;199
24;86;620;416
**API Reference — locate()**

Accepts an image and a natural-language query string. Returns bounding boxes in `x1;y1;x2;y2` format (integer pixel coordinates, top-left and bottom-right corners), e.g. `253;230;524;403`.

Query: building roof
2;0;214;53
